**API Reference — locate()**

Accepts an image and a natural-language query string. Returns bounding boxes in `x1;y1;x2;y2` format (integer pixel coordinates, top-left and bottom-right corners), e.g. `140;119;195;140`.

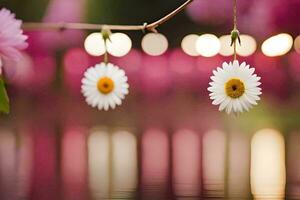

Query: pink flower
0;8;28;61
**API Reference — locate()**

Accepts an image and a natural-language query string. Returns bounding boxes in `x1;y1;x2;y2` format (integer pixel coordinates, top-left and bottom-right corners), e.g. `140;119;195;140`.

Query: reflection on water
141;129;169;200
0;126;298;199
111;131;137;199
17;129;32;199
88;129;137;199
287;132;300;199
172;129;201;198
251;129;286;199
0;130;17;200
62;127;87;200
227;132;250;199
202;130;226;198
88;129;110;199
31;128;59;200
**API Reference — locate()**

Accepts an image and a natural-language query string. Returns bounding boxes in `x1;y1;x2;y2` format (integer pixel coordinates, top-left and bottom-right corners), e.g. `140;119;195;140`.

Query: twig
22;0;194;32
146;0;194;32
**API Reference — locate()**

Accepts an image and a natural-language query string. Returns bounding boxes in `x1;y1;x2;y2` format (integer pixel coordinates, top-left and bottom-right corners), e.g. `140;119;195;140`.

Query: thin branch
146;0;194;32
22;0;194;32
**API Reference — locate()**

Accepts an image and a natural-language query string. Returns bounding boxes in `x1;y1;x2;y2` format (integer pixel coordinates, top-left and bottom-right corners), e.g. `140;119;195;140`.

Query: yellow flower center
97;77;114;94
225;78;245;98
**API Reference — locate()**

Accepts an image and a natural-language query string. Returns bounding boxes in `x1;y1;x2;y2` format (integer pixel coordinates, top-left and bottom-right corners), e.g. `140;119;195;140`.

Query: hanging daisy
0;8;28;114
208;60;262;114
81;62;129;111
0;8;28;62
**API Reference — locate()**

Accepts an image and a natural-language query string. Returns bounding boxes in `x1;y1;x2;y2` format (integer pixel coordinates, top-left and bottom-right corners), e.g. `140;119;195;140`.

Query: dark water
0;126;298;200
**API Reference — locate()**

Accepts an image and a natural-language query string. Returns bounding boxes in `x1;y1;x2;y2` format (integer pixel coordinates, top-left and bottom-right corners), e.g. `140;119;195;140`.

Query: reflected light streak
31;129;58;200
172;129;201;198
286;132;300;199
227;132;250;198
62;127;87;200
294;35;300;54
88;130;110;199
111;131;137;199
17;131;33;199
202;130;226;198
0;130;17;200
142;129;169;199
251;129;286;199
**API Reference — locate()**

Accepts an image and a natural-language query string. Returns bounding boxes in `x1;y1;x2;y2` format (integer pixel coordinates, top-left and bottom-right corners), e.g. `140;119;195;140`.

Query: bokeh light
294;35;300;54
236;35;257;57
84;32;105;56
219;34;256;57
181;34;200;56
196;34;220;57
106;33;132;57
262;33;293;57
141;33;168;56
219;35;233;56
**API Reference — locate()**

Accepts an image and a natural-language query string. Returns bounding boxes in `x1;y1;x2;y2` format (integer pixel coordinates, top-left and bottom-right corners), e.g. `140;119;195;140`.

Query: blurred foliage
224;99;300;135
0;0;50;21
0;77;9;114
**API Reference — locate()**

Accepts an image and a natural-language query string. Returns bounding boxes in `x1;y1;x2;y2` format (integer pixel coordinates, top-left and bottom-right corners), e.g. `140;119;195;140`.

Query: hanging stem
233;40;237;60
231;0;239;61
233;0;237;60
102;27;111;65
104;42;109;65
233;0;237;30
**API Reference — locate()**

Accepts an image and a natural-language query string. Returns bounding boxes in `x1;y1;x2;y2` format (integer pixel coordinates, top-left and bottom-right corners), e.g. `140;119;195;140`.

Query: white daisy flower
208;60;262;114
81;62;129;111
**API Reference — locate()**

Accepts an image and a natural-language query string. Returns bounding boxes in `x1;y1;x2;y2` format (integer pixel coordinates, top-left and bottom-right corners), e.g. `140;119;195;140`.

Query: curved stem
22;0;194;32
